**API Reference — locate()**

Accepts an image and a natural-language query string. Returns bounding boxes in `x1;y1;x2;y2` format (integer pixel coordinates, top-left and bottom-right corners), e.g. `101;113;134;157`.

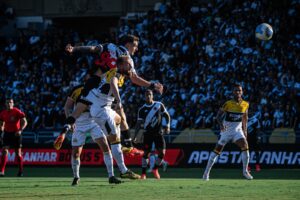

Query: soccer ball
255;23;273;40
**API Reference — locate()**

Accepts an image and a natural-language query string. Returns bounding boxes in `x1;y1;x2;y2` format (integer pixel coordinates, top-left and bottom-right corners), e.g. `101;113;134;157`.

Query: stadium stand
0;0;299;143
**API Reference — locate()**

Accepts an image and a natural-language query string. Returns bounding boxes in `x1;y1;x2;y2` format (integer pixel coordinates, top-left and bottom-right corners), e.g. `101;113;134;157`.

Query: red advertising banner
0;148;184;166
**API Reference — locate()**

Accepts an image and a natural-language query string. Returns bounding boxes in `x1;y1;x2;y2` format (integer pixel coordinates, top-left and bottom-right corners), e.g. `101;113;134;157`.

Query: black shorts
2;131;22;148
143;132;166;152
248;133;260;150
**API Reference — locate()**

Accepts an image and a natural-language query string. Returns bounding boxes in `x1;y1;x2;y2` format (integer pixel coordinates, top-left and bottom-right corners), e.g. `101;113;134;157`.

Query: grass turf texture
0;167;299;200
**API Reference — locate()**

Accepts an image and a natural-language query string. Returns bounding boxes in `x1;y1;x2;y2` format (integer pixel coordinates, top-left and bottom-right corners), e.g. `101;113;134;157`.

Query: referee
0;98;27;177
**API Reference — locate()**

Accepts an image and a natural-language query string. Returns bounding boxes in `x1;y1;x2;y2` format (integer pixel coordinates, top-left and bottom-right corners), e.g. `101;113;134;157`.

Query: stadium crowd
0;0;299;138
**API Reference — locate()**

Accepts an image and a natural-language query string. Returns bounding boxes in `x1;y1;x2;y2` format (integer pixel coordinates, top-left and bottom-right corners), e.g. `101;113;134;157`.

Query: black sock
121;130;133;148
255;151;260;165
142;167;147;174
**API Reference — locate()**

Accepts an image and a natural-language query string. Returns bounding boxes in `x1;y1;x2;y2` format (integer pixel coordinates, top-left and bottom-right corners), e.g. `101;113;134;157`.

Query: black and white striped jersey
137;101;169;133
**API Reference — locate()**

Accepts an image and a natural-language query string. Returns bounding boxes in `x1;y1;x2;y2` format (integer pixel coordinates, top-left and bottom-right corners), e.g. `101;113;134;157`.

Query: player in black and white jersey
134;89;170;179
65;35;163;156
55;56;140;183
247;111;262;172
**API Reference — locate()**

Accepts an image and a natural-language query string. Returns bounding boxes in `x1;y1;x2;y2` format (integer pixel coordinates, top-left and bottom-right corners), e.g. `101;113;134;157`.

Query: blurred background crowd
0;0;299;135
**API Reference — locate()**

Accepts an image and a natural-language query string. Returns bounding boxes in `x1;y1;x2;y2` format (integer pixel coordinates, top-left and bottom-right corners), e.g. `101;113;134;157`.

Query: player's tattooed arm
65;44;103;54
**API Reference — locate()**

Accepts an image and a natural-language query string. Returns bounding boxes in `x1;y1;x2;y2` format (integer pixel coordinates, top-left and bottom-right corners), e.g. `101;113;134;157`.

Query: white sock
241;150;250;173
103;151;114;178
111;143;128;174
71;157;80;178
204;152;219;176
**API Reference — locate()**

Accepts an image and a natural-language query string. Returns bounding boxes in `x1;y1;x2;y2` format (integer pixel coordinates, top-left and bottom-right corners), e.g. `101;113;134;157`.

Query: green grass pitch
0;167;299;200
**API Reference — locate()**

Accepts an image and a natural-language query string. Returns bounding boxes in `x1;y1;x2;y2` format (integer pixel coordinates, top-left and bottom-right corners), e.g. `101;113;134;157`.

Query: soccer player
0;98;27;177
247;110;262;172
134;89;170;179
202;84;253;180
65;34;163;155
56;74;123;185
57;55;140;182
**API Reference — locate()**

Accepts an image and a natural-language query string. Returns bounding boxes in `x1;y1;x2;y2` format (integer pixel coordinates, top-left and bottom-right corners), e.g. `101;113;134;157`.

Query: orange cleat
152;169;160;179
122;147;144;157
129;147;144;156
53;134;66;150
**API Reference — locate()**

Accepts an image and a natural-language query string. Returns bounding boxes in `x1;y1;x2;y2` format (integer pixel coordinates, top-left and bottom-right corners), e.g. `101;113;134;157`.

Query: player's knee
108;135;121;144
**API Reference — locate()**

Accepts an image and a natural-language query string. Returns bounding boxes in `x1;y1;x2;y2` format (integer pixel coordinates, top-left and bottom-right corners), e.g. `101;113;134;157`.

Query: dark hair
145;89;153;94
119;34;139;46
5;97;13;101
233;83;242;89
116;55;130;66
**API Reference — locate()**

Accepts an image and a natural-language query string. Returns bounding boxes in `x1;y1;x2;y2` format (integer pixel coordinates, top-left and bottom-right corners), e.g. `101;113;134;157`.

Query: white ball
255;23;273;40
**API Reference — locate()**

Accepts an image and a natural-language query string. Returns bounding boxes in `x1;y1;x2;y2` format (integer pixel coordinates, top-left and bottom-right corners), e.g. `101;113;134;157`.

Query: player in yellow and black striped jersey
203;84;253;180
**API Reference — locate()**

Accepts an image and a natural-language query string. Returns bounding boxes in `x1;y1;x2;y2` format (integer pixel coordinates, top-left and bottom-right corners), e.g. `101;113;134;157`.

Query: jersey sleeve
221;101;229;111
16;108;26;118
78;76;101;105
137;107;144;121
68;85;83;102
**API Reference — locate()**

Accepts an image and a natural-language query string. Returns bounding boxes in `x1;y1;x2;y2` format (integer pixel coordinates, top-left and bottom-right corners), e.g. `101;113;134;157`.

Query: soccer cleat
140;174;146;180
255;164;261;172
129;147;144;156
152;169;160;179
17;172;23;177
121;146;133;153
202;173;209;181
122;146;144;157
243;171;254;180
120;169;141;179
109;176;122;184
71;177;80;186
0;172;4;177
53;134;66;150
162;161;169;172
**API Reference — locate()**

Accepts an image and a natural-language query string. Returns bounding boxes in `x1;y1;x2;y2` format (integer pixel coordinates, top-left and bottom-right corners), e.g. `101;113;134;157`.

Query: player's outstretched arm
65;44;103;54
130;73;164;94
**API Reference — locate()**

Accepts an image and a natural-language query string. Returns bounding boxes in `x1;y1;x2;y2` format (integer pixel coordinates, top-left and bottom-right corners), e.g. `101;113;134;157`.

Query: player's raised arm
130;73;164;95
65;44;103;54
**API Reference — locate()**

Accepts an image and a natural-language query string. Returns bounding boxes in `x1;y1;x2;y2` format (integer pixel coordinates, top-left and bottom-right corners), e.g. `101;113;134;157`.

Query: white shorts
91;106;119;137
72;116;105;147
217;128;246;146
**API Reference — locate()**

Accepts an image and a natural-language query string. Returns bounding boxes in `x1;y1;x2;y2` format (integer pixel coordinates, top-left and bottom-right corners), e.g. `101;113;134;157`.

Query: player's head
233;83;243;99
116;55;132;76
145;89;153;104
119;34;139;56
5;98;14;110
